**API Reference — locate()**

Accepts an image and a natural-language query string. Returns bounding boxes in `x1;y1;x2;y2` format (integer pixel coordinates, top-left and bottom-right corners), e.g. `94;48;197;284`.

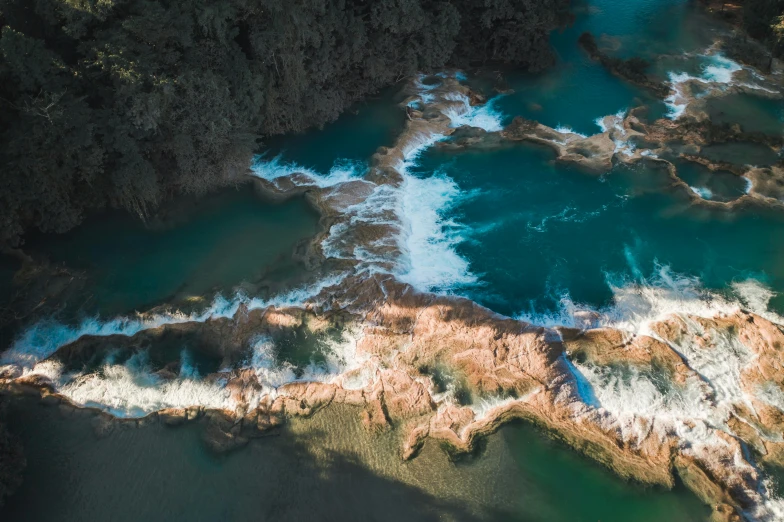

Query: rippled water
410;141;784;318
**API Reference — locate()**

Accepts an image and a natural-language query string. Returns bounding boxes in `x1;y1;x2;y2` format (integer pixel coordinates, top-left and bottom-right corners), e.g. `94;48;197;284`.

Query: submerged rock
578;32;671;98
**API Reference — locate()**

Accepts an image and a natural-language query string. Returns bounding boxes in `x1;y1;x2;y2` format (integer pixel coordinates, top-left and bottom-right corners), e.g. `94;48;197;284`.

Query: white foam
702;54;742;84
314;81;478;293
690;186;713;199
466;389;540;426
594;108;628;133
739;82;781;95
14;324;366;418
318;182;402;265
317;71;494;292
596;109;638;156
394;172;476;292
732;279;783;325
442;93;505;132
664;72;694;119
554;125;588;138
520;264;784;457
1;294;242;370
251;155;365;188
563;294;784;522
744;176;754;194
397;131;446;175
414;75;441;91
2;279;347;375
572;360;709;444
248;336;297;391
664;53;744;120
320;157;476;294
247;272;349;311
756;382;784;411
248;326;367;398
568;265;766;336
36;353;236;417
753;481;784;522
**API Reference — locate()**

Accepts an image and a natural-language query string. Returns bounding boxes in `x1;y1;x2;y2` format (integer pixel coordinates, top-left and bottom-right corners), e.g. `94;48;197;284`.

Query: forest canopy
0;0;570;246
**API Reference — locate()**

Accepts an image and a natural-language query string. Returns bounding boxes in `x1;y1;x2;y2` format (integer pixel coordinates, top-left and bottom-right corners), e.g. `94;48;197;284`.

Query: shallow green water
706;93;784;135
0;398;709;522
261;87;406;173
22;189;320;317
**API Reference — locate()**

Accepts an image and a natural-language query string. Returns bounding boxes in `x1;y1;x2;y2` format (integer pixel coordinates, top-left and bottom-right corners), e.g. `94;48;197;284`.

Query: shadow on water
19;188;321;319
674;160;748;202
701;142;781;167
0;397;710;522
260;86;407;174
0;398;500;522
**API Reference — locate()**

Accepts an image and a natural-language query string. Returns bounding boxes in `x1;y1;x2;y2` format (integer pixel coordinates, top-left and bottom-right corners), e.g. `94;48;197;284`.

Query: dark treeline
0;0;570;247
741;0;783;53
703;0;783;65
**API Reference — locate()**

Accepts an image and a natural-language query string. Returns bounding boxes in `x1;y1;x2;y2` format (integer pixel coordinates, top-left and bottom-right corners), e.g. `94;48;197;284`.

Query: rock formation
3;68;784;521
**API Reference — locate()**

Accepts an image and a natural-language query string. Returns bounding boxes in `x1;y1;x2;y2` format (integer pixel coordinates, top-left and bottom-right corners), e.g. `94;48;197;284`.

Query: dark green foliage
743;0;783;41
0;0;568;246
741;0;784;58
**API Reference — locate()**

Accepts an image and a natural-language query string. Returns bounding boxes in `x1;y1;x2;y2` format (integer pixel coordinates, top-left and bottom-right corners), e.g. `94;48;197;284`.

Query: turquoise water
412;144;784;317
260;87;406;174
21;189;320;318
493;0;722;135
398;0;784;318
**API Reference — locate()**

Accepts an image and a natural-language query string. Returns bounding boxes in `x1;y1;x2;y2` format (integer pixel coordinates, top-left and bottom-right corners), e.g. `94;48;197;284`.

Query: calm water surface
21;189;320;318
1;398;709;522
